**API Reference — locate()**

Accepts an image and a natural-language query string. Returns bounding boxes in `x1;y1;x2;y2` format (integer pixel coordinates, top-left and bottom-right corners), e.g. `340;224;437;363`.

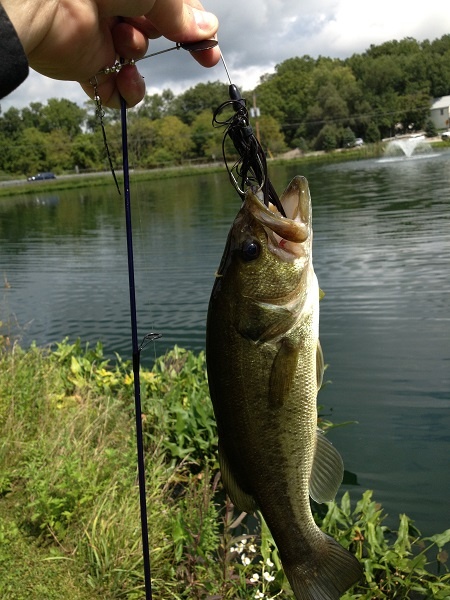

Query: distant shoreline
0;139;446;199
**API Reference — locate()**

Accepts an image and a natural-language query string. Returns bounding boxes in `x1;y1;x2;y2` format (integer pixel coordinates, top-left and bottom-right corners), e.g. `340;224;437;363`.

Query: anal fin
309;429;344;503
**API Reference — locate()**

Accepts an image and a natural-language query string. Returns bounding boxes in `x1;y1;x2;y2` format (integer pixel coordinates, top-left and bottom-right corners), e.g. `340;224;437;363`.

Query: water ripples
1;156;449;535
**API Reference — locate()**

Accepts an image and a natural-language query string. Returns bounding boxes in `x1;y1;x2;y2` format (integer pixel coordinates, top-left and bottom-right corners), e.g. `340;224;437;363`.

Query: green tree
0;106;24;138
257;114;286;154
70;134;102;171
189;109;223;160
256;56;317;144
40;98;86;138
424;118;438;137
11;127;49;175
396;90;431;131
365;121;381;143
171;81;228;125
315;124;341;151
20;102;44;130
45;129;72;171
342;127;356;148
137;89;175;120
128;117;158;167
150;116;193;164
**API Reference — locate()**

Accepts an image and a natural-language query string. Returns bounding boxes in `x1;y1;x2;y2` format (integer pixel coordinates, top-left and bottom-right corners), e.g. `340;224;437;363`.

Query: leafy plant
140;346;218;469
1;341;449;600
322;491;450;599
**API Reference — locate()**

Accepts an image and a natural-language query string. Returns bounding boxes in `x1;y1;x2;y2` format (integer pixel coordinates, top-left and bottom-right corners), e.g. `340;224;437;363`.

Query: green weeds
0;338;448;599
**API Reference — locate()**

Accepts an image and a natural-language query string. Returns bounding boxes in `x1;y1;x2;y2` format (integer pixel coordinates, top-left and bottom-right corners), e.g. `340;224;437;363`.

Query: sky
2;0;450;112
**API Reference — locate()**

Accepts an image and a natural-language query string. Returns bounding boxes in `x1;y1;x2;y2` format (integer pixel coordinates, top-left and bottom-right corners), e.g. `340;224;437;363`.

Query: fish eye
241;239;261;262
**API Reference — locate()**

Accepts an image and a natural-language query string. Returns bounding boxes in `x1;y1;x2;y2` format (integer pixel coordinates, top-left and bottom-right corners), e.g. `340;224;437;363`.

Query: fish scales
206;176;362;599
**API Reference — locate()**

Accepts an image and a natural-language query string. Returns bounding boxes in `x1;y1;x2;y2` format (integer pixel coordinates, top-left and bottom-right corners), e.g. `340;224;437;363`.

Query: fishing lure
92;39;283;216
212;61;286;217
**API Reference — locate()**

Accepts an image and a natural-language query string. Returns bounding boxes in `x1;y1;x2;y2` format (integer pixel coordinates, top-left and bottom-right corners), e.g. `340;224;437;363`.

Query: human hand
1;0;220;108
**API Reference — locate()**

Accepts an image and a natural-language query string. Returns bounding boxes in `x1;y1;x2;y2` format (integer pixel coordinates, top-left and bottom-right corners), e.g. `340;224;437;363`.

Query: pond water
1;152;449;537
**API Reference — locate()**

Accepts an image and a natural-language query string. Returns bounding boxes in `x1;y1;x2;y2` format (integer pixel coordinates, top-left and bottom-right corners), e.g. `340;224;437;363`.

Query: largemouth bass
206;176;362;599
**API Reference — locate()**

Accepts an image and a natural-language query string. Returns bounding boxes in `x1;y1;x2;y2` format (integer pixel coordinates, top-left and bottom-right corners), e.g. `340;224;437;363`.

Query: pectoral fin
219;442;257;514
309;429;344;503
316;339;324;390
269;338;299;407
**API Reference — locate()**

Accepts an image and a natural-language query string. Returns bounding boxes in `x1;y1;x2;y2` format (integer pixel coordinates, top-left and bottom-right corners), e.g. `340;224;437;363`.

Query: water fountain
381;134;434;161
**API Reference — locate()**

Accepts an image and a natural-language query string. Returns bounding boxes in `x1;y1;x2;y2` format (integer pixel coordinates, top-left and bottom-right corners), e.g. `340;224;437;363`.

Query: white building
430;96;450;131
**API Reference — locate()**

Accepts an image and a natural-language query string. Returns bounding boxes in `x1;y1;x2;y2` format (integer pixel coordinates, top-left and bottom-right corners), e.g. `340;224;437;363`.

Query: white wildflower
249;573;260;583
249;544;257;554
235;540;246;554
241;553;251;566
255;592;265;599
266;558;274;568
263;572;275;582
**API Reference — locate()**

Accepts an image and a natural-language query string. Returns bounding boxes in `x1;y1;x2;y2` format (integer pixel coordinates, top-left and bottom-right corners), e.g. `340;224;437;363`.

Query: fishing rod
120;95;155;600
115;40;218;600
93;39;279;600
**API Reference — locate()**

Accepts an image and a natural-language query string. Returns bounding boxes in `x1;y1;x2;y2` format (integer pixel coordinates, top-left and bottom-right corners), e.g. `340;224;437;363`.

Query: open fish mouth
246;176;312;258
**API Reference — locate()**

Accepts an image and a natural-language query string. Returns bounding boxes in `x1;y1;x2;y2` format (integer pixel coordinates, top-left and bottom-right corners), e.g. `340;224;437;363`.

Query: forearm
0;0;50;55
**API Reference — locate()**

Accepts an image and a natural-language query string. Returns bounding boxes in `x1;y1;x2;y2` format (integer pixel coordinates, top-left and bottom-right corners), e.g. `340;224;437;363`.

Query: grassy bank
1;337;449;599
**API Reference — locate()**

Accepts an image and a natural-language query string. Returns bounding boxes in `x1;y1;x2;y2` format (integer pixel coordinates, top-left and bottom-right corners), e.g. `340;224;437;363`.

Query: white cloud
1;70;86;112
2;0;450;111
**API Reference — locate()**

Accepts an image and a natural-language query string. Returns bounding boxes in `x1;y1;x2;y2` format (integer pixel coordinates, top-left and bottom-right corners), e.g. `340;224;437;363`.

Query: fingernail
193;7;219;32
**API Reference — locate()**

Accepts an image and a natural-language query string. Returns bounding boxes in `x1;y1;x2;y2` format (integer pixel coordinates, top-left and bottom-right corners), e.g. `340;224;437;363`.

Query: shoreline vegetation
1;336;449;599
0;139;447;199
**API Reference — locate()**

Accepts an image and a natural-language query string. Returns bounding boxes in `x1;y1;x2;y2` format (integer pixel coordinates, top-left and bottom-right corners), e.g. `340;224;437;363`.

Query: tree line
1;34;450;177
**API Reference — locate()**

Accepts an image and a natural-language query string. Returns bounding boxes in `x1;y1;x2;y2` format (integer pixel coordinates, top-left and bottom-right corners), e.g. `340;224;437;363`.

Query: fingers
189;42;220;68
111;21;149;59
116;65;147;107
81;64;146;109
81;22;149;109
144;0;219;42
81;0;220;108
97;1;157;18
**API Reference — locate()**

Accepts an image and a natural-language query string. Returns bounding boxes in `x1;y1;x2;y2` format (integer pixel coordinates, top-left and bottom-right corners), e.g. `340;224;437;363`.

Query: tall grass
0;335;449;599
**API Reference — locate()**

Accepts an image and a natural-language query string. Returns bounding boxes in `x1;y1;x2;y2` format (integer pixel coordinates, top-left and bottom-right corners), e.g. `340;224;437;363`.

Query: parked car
441;131;450;141
27;172;56;181
346;137;364;148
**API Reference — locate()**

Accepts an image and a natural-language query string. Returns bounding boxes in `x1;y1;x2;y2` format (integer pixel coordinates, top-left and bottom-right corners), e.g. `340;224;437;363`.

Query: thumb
145;0;218;42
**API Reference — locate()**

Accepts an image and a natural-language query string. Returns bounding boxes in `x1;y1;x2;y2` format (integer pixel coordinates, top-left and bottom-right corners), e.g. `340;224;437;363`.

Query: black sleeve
0;4;29;99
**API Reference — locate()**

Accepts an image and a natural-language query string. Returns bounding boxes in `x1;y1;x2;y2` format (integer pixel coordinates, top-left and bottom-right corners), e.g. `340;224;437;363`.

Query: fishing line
220;53;233;85
90;76;121;194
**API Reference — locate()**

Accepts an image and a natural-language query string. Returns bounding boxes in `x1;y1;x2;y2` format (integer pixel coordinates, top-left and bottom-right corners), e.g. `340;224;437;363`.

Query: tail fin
284;534;362;600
